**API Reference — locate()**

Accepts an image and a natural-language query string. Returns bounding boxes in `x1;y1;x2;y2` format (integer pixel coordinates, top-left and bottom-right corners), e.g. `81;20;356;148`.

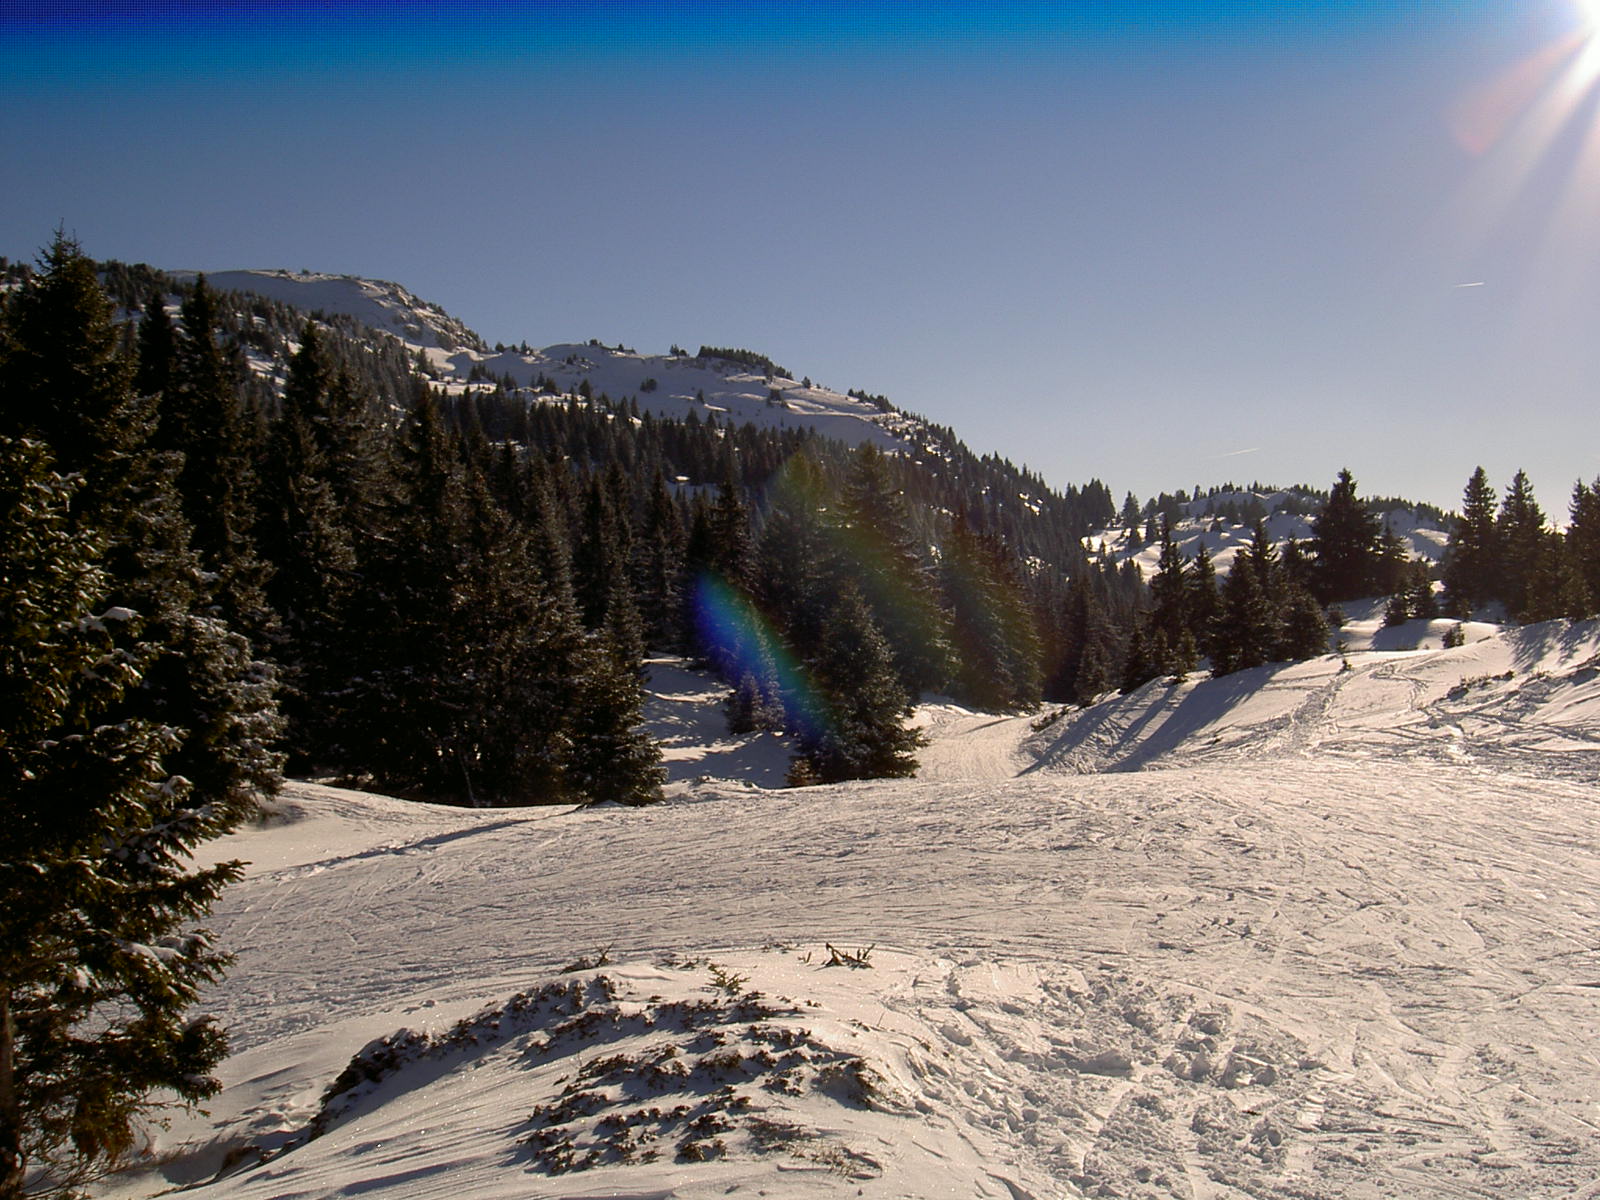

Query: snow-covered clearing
101;621;1600;1199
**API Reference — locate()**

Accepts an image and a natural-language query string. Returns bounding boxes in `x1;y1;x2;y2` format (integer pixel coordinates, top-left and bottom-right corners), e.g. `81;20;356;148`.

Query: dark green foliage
1147;519;1196;678
838;443;952;695
1212;546;1275;677
131;290;173;400
696;346;790;379
1442;467;1500;616
1277;585;1329;660
1310;469;1380;604
1566;479;1600;617
940;516;1042;710
794;585;922;783
634;467;686;648
1185;543;1221;664
0;237;281;1197
1497;470;1546;621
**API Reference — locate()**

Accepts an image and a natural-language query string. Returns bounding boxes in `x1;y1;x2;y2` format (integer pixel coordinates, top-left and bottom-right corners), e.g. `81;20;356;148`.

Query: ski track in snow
103;621;1600;1200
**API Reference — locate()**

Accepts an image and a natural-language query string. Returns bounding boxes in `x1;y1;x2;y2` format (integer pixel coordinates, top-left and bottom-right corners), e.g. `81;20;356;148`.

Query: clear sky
5;1;1600;515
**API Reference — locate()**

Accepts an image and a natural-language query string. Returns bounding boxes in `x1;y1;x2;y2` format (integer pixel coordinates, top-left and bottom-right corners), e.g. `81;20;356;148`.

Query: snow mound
1024;617;1600;779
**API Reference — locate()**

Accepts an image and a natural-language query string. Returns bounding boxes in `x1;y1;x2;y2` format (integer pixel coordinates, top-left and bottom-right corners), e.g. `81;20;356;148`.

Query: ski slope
99;621;1600;1200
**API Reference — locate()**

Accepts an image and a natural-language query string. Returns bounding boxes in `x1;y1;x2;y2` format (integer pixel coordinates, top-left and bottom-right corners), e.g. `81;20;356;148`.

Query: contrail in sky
1454;281;1486;288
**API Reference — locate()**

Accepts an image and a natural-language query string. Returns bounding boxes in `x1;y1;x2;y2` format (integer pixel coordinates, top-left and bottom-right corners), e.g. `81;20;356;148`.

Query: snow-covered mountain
101;616;1600;1200
184;269;486;353
199;268;912;454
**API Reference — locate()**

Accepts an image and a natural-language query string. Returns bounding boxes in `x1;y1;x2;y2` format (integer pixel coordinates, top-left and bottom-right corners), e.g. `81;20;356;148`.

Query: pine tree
839;443;952;694
1497;469;1545;621
0;236;280;1197
1442;467;1500;616
1277;584;1329;660
1565;479;1600;617
1185;542;1222;664
131;289;173;401
1120;620;1155;693
1373;524;1409;600
1213;550;1274;676
795;584;922;782
940;515;1042;710
1405;562;1439;620
162;276;268;636
1310;468;1380;603
634;467;685;648
1147;519;1195;676
753;452;840;656
255;331;358;766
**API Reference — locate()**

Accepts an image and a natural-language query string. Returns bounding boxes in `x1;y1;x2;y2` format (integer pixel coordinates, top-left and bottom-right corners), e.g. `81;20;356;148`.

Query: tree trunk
0;990;24;1200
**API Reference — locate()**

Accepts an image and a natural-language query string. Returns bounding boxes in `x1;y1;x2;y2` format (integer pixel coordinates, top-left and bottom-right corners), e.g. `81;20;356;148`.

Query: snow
183;270;482;352
196;271;911;453
1089;491;1451;576
97;619;1600;1199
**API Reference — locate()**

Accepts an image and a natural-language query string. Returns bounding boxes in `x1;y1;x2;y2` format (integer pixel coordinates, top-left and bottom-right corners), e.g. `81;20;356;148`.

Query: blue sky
5;1;1600;514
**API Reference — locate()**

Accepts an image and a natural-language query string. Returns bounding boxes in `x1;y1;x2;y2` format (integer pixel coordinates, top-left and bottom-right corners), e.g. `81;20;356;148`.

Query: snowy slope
188;270;485;352
198;270;910;453
98;619;1600;1200
1090;488;1450;576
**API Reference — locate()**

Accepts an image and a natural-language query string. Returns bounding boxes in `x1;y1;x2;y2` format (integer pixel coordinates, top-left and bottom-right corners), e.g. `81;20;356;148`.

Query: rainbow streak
690;572;828;740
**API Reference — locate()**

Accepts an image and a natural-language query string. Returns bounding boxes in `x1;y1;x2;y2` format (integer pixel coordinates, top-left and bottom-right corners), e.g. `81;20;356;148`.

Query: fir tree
1185;542;1222;664
795;585;922;782
0;237;280;1197
1442;467;1500;616
1147;519;1196;676
163;276;268;636
1277;584;1329;660
634;467;686;648
940;515;1042;710
1497;469;1545;621
255;332;358;766
839;443;952;694
1213;550;1274;676
1565;479;1600;616
1310;468;1380;603
131;289;173;401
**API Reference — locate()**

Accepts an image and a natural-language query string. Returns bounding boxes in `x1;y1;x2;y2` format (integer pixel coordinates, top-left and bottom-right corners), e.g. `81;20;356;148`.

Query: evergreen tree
634;467;685;648
1497;469;1546;621
794;585;922;782
1277;584;1329;660
753;452;840;655
1213;550;1274;676
1565;479;1600;616
940;515;1042;710
0;236;280;1197
839;443;951;694
255;332;358;766
1310;468;1380;603
1405;562;1438;621
1373;524;1409;600
163;276;268;636
1147;519;1196;676
565;647;665;805
1120;620;1156;694
1442;467;1500;616
1185;542;1222;664
131;289;173;401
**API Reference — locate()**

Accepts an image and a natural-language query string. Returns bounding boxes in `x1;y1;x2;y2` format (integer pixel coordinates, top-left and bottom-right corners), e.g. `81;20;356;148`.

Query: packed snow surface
103;621;1600;1199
